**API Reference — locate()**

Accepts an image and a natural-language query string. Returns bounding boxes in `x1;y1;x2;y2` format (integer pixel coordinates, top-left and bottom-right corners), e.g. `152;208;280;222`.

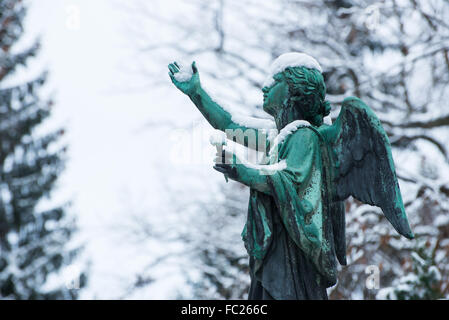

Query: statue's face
262;73;290;117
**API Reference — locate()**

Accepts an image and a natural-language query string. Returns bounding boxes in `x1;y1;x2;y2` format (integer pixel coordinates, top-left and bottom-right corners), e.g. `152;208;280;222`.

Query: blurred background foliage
0;0;85;299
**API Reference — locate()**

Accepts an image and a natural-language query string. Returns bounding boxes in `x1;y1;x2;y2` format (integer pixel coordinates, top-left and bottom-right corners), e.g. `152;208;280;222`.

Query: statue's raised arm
169;61;275;151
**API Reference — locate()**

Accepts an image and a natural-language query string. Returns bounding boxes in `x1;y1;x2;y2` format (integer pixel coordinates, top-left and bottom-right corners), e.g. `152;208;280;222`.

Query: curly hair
282;66;331;126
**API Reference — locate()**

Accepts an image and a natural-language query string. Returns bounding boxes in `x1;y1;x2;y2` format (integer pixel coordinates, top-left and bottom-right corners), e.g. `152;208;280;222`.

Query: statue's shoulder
288;125;320;146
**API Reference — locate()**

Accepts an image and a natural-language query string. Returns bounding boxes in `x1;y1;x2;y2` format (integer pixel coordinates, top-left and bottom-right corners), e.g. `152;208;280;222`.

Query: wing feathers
331;97;414;239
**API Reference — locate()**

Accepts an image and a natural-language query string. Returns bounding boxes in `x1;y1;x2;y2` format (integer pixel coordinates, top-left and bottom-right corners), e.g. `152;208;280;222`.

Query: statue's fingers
192;61;198;74
168;64;174;75
213;165;228;174
222;150;229;163
171;63;180;72
169;72;178;84
174;61;180;69
168;64;178;74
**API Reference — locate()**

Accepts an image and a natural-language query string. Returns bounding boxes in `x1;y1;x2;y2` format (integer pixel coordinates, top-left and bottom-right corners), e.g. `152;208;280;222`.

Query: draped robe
242;125;342;300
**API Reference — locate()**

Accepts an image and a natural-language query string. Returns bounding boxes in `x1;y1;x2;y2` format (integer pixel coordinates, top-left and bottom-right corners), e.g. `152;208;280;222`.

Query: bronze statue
169;52;413;300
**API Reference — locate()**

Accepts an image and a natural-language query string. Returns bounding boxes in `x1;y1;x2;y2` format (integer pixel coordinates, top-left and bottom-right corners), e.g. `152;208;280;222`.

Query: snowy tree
118;177;250;299
125;0;449;299
377;238;445;300
186;182;250;299
0;0;85;299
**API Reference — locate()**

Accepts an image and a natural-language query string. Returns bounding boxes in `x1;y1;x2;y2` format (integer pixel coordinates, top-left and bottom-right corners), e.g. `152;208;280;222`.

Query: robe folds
242;126;342;300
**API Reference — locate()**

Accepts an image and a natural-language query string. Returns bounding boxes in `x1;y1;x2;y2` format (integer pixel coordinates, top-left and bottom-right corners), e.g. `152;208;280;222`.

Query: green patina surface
168;58;413;299
242;127;336;280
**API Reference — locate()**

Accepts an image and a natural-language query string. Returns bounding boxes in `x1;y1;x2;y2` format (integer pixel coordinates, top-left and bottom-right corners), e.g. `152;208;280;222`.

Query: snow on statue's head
263;52;331;127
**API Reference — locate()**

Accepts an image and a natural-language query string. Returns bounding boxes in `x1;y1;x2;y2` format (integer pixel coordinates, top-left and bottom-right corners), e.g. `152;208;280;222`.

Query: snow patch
435;214;449;227
209;129;227;147
411;252;426;267
429;266;442;282
268;120;311;160
244;159;287;171
173;61;194;82
227;145;287;175
243;158;287;175
263;52;323;88
201;86;276;130
231;114;276;129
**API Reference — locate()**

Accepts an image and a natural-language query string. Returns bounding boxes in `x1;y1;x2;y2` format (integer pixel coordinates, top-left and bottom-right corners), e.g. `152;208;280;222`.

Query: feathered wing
323;97;414;239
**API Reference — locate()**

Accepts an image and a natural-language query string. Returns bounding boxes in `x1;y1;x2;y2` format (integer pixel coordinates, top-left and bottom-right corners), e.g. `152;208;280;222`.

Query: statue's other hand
213;163;238;181
213;149;239;180
168;61;200;96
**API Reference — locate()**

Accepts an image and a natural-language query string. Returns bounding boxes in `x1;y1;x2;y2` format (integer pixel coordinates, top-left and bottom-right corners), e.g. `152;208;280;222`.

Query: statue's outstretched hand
168;61;200;96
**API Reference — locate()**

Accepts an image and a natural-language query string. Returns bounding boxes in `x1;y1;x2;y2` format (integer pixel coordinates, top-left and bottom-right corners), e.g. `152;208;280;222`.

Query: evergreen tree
0;0;85;299
378;239;444;300
187;182;250;299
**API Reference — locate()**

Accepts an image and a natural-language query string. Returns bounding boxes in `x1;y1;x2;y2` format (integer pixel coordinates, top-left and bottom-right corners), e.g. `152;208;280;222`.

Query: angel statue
168;52;414;300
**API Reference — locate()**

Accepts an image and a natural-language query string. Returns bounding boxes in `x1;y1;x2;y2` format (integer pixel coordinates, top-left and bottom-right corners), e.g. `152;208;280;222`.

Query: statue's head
262;52;331;127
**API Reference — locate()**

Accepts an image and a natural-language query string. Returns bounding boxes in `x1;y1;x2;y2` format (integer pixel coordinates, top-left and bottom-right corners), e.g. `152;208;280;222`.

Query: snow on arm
242;159;287;175
201;85;276;130
226;120;312;176
268;126;321;188
231;113;276;130
268;120;311;161
224;141;287;176
323;115;333;125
